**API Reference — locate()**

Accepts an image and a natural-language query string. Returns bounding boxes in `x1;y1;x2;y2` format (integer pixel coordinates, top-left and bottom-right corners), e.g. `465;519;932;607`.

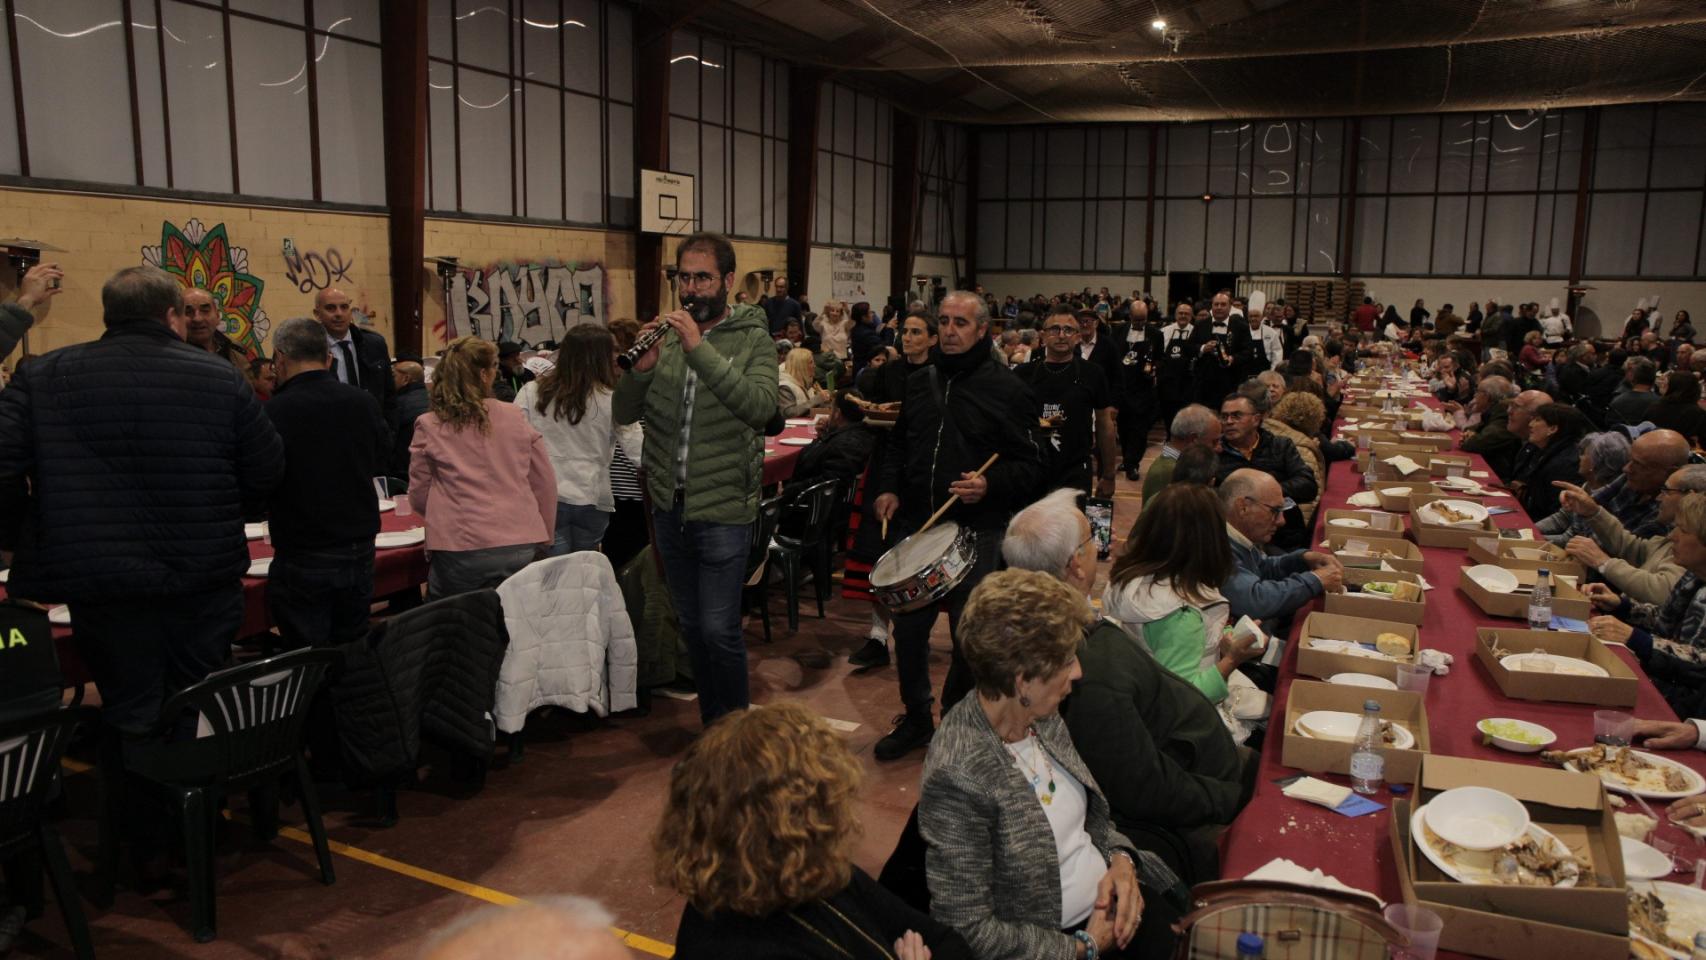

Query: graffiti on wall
141;218;270;359
282;247;355;293
438;260;607;349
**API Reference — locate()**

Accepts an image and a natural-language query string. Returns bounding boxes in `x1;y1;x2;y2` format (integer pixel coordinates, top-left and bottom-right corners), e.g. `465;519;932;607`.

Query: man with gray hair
0;265;284;736
1557;464;1706;605
262;316;391;653
1002;488;1250;884
1142;404;1221;502
1467;385;1548;483
1220;468;1342;640
872;289;1042;761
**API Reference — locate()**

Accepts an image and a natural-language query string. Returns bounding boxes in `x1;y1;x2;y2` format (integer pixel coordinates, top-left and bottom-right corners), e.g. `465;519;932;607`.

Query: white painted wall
806;245;892;311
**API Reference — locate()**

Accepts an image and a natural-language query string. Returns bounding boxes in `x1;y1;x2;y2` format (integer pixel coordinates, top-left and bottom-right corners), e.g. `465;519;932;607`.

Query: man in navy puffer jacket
0;266;284;735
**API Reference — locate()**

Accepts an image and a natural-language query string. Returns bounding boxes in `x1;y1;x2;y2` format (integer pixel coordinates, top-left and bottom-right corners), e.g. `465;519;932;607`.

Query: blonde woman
778;347;828;417
815;299;854;360
656;702;970;959
408;336;557;598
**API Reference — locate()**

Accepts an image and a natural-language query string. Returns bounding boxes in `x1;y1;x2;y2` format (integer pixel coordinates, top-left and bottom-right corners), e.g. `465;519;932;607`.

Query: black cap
497;341;524;357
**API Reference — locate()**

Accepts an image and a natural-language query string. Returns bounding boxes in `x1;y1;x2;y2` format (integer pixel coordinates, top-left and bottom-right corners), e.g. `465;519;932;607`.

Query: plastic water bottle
1363;458;1378;490
1236;932;1265;958
1350;699;1386;795
1528;568;1552;631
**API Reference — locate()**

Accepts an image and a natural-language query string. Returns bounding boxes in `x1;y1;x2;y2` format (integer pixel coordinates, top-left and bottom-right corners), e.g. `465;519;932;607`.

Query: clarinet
617;323;670;370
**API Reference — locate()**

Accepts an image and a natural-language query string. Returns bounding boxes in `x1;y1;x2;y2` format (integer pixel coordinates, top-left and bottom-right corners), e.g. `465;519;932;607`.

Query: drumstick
881;517;888;541
917;453;1001;536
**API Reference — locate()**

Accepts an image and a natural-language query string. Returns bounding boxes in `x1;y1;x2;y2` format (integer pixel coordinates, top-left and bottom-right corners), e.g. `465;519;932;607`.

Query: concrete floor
13;445;1159;960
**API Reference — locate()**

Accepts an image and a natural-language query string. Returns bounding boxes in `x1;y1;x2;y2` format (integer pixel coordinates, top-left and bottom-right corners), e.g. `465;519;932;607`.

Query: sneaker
874;712;934;762
848;636;890;668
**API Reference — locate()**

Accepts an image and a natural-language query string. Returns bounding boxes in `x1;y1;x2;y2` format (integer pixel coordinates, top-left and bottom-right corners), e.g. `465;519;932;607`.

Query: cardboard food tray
1359;443;1439;474
1427;453;1474;477
1325;567;1426;625
1280;679;1430;782
1321;509;1409;541
1295;611;1418;682
1467;537;1586;578
1474;628;1639;707
1327;532;1426;574
1373;480;1439;512
1410;493;1502;548
1459;565;1591;620
1391;754;1628;960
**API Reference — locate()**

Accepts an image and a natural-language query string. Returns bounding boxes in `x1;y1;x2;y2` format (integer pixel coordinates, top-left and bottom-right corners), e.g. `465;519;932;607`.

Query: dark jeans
891;525;1001;718
427;544;537;600
653;504;753;726
1117;392;1157;466
268;542;376;650
70;583;244;737
550;502;611;556
603;497;650;572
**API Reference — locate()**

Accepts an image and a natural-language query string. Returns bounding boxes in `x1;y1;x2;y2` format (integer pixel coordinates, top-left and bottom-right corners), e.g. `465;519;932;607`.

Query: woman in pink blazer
408;336;557;598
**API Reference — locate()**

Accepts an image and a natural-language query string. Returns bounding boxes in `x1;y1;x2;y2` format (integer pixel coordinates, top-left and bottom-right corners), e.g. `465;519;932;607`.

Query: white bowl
1465;564;1520;594
1622;836;1673;881
1330;672;1398;690
1476;717;1558;753
1423;786;1531;850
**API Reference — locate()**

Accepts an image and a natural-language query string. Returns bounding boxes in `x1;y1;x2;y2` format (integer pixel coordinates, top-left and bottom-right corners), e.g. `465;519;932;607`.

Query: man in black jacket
263;316;390;651
1214;393;1318;550
782;390;877;502
872;291;1042;761
1108;300;1162;480
1191;291;1252;406
316;286;393;417
389;359;430;480
1002;488;1250;886
0;266;284;736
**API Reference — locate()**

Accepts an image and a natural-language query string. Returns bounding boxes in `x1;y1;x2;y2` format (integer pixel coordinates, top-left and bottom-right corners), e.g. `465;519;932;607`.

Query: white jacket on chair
494;552;638;732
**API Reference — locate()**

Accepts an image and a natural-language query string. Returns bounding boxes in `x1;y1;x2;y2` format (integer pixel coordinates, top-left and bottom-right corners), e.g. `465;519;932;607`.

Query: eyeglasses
1220;410;1254;421
676;271;721;289
1043;324;1078;334
1242;496;1296;518
1662;485;1688;496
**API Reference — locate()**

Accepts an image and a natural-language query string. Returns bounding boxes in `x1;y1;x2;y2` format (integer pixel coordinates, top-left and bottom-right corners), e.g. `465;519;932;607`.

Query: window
427;0;636;226
917;119;965;256
7;0;384;203
666;31;787;241
813;81;890;249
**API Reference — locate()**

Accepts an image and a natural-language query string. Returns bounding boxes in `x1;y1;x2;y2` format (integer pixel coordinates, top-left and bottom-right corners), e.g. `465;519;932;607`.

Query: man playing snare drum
871;291;1042;761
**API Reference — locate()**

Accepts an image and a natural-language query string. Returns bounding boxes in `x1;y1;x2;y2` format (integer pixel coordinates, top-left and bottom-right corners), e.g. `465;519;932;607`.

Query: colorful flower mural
141;218;271;358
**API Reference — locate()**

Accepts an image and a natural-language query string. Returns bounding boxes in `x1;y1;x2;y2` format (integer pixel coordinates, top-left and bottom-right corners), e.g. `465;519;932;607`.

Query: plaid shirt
1541;476;1664;544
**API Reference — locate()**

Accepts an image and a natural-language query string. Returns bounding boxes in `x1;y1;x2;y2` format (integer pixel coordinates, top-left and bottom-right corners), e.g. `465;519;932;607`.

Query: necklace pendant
1042;793;1052;805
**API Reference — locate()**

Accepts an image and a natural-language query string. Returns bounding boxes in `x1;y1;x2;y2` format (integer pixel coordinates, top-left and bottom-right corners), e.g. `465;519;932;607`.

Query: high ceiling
684;0;1706;122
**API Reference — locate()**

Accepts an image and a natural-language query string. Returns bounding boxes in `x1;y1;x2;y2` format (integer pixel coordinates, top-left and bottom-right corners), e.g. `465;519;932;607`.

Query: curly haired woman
656;702;971;960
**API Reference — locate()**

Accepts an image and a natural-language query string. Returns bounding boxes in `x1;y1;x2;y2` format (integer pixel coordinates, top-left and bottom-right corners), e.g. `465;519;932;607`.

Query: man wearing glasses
1218;469;1343;645
614;232;778;727
872;291;1043;761
1015;304;1118;498
1214;394;1317;550
1539;429;1689;549
1556;462;1706;606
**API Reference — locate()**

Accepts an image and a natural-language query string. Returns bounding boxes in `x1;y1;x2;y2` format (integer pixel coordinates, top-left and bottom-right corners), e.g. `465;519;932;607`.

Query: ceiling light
1201;193;1214;202
1151;19;1166;30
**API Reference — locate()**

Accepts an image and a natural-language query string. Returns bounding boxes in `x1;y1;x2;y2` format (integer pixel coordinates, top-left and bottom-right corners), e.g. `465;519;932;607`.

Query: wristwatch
1073;929;1098;960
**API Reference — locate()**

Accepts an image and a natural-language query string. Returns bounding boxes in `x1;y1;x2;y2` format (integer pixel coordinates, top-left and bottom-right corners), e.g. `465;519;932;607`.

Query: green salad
1478;719;1545;744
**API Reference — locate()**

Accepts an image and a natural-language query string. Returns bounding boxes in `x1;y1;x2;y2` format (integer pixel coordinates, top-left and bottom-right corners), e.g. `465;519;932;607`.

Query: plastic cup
1383;903;1443;960
394;495;413;518
1395;662;1432;695
1594;709;1635;746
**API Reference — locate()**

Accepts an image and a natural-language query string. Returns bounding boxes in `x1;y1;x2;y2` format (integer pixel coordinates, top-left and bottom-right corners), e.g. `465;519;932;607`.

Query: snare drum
870;521;976;613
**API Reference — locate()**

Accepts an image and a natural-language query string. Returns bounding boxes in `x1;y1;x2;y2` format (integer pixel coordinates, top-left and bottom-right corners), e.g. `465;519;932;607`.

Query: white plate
1410;804;1577;887
1294;709;1416;750
784;418;816;426
1502;652;1609;678
1420;498;1489;526
47;605;70;625
1465;564;1520;594
778;437;813;446
1329;672;1398;690
1329;517;1370;529
0;568;8;584
378;498;396;512
1560;747;1706;800
247;557;272;578
1631;880;1706;958
1476;717;1557;754
1623;836;1674;881
1346;491;1382;508
375;528;427;549
1436;476;1481;491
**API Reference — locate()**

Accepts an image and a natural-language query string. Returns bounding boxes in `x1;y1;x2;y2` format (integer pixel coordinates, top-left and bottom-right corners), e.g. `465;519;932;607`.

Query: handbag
1169;879;1407;960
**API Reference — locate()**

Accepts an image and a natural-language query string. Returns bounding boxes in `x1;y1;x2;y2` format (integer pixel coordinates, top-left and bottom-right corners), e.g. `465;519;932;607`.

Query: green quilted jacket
612;303;778;524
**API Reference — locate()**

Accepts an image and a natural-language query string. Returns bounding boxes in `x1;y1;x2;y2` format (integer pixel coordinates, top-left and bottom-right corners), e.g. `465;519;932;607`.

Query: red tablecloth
762;421;818;485
1;509;428;686
1218;394;1706;954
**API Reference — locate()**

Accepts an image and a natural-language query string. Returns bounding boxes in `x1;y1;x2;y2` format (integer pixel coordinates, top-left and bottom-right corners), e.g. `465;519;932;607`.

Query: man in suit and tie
1109;299;1162;480
316;287;394;417
1076;307;1123;389
1191;290;1252;406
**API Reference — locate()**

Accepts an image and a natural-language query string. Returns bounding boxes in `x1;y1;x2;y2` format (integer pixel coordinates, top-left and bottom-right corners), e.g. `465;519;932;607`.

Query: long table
762;420;818;485
1218;396;1706;955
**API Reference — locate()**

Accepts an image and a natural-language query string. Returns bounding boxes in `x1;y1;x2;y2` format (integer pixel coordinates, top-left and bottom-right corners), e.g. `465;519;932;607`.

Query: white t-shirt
1007;734;1107;927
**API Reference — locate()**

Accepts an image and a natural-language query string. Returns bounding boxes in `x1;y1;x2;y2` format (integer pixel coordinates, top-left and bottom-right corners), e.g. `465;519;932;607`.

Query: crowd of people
8;240;1706;958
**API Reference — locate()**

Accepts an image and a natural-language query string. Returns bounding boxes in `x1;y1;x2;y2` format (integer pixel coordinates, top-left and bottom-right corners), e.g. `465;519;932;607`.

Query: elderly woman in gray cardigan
919;569;1180;960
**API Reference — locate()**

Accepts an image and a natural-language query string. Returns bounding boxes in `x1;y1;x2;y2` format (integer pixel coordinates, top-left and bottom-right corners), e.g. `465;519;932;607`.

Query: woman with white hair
815;299;854;360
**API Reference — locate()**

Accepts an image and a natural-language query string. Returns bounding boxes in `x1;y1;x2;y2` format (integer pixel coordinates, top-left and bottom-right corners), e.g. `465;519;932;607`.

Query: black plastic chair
771;478;844;631
740;496;784;643
120;648;341;943
0;705;97;960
